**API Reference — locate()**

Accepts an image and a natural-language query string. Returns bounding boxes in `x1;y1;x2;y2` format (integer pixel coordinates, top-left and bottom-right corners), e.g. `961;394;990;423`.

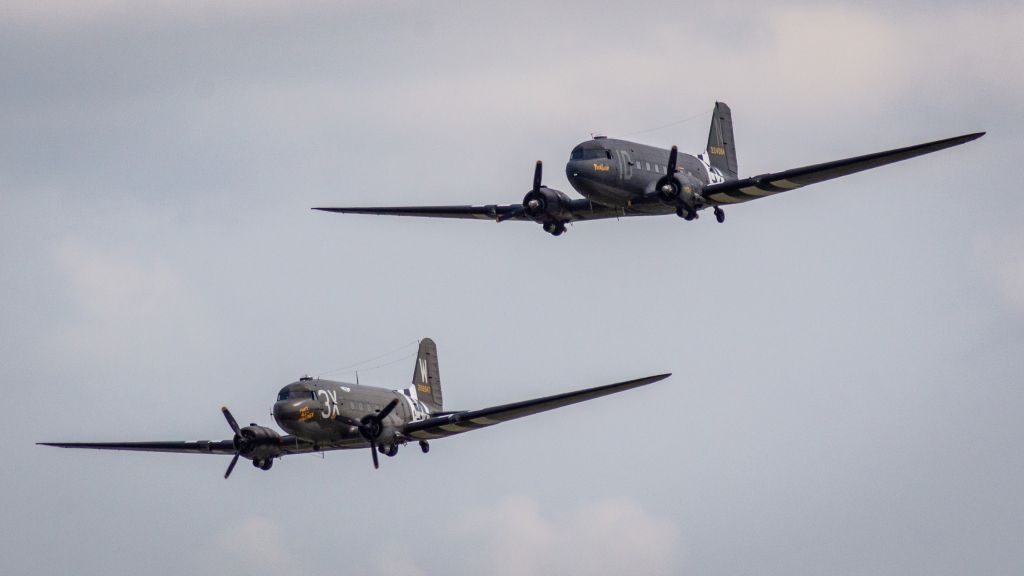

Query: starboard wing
402;373;670;440
703;132;984;205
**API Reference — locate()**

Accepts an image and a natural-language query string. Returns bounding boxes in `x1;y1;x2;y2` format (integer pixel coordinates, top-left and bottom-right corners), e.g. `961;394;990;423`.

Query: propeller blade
667;145;678;174
224;453;240;479
532;161;543;192
221;406;241;435
378;399;400;421
370;441;380;469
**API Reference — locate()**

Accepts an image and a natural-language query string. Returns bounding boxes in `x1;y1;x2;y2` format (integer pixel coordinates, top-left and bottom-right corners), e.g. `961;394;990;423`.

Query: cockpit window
571;148;611;161
277;390;290;401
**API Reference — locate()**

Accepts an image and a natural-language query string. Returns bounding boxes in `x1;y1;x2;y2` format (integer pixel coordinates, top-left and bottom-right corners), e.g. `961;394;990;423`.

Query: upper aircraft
40;339;669;478
314;103;983;236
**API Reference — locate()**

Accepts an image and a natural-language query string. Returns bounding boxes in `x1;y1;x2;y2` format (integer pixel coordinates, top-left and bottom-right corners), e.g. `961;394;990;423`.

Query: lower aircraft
314;102;983;236
40;339;669;478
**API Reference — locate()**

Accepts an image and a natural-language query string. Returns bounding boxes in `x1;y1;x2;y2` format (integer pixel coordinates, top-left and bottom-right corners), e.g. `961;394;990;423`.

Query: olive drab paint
314;102;983;234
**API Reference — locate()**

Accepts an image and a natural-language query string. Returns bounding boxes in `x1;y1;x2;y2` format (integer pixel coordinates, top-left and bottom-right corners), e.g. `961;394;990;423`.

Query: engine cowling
234;425;281;460
522;187;573;223
655;172;705;208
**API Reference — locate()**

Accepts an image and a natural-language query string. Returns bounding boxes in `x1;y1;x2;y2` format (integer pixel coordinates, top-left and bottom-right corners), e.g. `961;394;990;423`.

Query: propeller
336;399;401;469
221;406;243;479
497;161;544;223
219;406;281;478
657;146;680;199
522;161;547;215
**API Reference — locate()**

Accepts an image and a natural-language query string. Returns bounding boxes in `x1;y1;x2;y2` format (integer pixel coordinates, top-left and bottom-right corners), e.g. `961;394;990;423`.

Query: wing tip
637;372;672;384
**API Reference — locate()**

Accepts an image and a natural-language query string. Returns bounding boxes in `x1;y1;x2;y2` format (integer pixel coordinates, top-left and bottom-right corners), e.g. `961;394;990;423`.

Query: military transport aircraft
314;102;984;236
40;339;669;478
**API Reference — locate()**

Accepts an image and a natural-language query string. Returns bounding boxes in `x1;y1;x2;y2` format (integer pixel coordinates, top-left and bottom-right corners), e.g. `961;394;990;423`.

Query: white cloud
449;495;680;576
375;545;426;576
708;4;1024;118
54;237;212;364
2;0;338;29
200;516;305;576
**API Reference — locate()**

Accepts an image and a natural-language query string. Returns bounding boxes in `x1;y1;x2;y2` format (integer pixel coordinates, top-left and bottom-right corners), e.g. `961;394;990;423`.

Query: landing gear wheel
260;459;273;471
551;224;565;236
714;207;725;223
386;444;399;457
675;207;698;221
419;440;430;454
542;222;554;234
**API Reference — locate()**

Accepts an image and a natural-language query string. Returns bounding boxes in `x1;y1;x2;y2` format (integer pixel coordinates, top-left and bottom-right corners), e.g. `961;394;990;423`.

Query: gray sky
2;1;1022;575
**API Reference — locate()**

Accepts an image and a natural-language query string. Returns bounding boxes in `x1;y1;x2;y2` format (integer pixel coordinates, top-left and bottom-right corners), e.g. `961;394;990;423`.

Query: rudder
707;102;738;180
412;338;443;412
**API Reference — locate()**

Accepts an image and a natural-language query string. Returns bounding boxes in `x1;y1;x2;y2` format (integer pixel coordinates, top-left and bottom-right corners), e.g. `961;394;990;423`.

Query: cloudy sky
2;1;1022;575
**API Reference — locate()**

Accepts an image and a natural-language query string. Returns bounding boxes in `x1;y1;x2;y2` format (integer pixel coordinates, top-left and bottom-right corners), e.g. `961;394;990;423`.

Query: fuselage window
645;162;651;171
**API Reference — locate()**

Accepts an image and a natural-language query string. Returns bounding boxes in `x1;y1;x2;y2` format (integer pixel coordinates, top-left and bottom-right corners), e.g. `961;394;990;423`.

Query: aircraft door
617;150;632;180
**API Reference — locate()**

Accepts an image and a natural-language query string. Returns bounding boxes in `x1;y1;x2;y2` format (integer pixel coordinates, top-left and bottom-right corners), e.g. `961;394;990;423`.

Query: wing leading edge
704;132;985;205
36;437;334;456
402;373;671;440
37;440;237;454
314;204;527;220
313;199;629;223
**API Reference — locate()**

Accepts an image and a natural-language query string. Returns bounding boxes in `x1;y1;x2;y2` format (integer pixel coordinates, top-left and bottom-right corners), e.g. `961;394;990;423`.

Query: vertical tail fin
707;102;738;180
411;338;442;412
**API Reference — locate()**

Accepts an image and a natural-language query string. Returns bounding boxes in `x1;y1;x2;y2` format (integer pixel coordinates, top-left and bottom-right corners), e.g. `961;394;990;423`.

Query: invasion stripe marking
738;186;773;197
709;193;745;204
410;430;442;439
440;424;469;433
772;179;801;189
471;417;500;425
754;181;787;193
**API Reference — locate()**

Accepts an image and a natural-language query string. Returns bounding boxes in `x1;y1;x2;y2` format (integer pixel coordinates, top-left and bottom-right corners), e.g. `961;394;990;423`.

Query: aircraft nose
566;160;587;180
273;400;300;423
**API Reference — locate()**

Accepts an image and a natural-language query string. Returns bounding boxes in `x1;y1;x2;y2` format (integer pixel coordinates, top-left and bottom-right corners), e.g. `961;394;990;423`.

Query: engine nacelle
655;173;705;208
234;425;282;460
522;187;573;223
377;425;402;445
